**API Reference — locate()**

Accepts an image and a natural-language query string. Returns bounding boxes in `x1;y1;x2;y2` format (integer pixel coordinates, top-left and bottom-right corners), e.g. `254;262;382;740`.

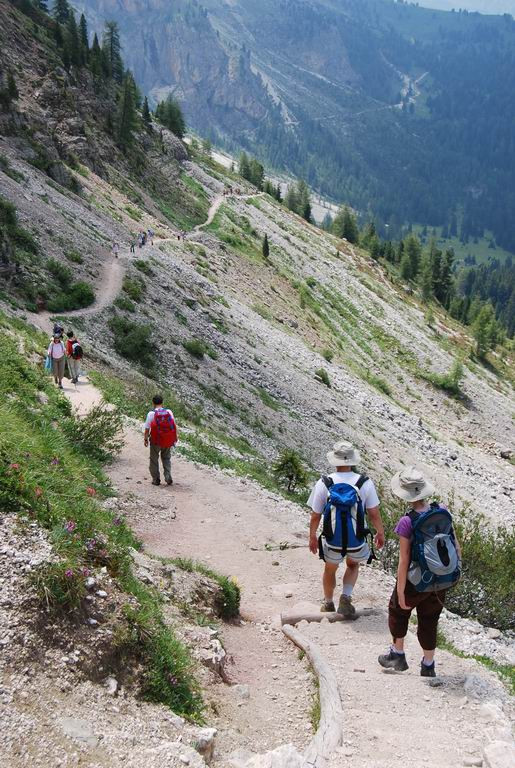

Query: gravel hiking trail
29;254;125;335
59;376;514;768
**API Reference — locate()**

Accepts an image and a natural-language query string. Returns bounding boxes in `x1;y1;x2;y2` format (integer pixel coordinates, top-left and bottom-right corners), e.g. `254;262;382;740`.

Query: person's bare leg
342;557;360;590
323;563;338;602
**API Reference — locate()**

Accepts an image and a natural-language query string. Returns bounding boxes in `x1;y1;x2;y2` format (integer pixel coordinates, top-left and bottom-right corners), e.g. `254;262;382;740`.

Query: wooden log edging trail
281;618;344;768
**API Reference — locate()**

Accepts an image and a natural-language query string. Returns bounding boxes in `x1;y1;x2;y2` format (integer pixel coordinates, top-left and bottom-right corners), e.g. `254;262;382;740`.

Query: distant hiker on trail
308;441;384;617
143;395;178;486
378;467;461;678
112;242;119;258
130;241;135;253
52;322;64;340
147;228;154;245
47;334;66;389
65;329;83;384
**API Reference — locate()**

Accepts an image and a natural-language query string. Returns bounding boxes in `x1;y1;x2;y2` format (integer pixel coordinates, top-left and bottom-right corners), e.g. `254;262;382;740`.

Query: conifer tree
79;14;89;64
142;96;152;131
102;20;123;83
405;234;422;278
155;95;185;138
439;249;455;309
53;0;70;24
400;249;412;281
116;72;138;150
262;233;269;260
7;72;19;102
67;13;81;67
419;252;433;302
239;152;250;180
54;21;63;47
37;0;49;12
89;33;103;84
472;304;496;358
342;208;359;243
296;179;311;221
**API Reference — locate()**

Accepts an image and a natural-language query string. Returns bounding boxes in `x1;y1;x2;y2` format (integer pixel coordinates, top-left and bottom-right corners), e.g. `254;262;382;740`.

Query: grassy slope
0;314;205;719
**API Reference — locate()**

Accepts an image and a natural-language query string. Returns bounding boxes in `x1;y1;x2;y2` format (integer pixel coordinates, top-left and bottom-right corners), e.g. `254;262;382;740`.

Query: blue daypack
320;475;370;557
407;504;461;592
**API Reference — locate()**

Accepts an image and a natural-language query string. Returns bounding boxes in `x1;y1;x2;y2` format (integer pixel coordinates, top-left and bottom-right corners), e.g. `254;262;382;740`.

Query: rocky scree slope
0;0;513;531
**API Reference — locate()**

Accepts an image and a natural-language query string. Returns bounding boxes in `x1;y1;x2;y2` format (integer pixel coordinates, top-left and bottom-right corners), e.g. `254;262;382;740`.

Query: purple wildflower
113;516;122;526
65;568;74;579
85;539;97;552
64;520;76;533
168;675;178;687
51;457;60;466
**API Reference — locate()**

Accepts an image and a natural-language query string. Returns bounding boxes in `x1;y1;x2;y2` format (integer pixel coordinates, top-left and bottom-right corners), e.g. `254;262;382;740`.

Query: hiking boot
152;479;161;486
378;649;409;672
320;600;335;612
420;660;436;677
337;594;357;618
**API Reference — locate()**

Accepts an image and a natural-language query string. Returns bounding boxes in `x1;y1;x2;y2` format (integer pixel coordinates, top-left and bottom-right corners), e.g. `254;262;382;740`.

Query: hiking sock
391;645;405;656
342;584;354;597
422;657;434;666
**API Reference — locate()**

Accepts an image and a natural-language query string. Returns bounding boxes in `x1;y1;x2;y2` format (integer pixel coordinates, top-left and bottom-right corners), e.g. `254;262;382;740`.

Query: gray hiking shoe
378;649;409;672
420;660;436;677
337;594;356;618
320;600;335;612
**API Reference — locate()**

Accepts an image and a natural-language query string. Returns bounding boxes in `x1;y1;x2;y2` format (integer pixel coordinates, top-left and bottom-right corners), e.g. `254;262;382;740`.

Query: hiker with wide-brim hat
307;440;385;618
378;466;462;678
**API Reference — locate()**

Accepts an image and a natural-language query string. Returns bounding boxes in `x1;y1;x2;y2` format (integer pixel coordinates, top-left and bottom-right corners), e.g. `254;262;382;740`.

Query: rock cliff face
79;0;273;137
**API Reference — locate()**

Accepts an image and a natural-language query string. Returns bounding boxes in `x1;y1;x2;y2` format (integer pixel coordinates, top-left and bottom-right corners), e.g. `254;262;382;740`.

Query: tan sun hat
326;440;361;467
391;466;435;502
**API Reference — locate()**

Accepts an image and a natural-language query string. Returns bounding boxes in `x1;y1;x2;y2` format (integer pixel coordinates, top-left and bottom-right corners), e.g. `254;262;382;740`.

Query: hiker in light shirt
308;441;385;617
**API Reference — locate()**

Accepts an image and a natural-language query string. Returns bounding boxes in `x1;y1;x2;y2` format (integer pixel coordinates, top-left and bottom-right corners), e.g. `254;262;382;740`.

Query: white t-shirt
307;471;380;515
144;408;174;431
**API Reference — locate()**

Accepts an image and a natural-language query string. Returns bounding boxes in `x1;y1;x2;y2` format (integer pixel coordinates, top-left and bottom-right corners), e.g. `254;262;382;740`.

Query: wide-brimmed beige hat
391;466;434;502
326;440;361;467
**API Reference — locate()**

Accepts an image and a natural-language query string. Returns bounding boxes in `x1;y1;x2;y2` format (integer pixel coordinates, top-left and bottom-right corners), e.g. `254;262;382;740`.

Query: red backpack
150;408;177;448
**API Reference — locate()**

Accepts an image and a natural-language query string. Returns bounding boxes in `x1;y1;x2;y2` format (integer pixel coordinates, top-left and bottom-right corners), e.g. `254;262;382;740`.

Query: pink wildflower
64;520;76;533
65;569;74;579
86;487;96;497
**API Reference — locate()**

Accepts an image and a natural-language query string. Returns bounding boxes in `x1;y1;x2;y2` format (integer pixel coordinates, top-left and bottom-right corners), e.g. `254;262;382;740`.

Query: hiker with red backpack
378;467;461;678
143;395;178;486
65;330;83;384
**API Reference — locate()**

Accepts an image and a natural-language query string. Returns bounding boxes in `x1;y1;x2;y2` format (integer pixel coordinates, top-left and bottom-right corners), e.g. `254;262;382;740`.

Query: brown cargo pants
149;444;172;484
389;582;447;651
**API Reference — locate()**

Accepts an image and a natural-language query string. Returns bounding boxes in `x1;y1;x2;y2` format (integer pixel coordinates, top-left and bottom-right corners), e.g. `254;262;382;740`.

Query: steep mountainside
1;0;514;529
80;0;515;251
1;4;514;766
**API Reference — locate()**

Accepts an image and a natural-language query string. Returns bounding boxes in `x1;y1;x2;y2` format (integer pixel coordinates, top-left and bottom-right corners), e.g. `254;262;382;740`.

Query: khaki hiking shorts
321;538;370;566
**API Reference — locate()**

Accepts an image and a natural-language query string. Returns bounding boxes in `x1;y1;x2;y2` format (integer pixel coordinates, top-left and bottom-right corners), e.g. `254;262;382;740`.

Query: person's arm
309;512;321;554
143;412;152;446
397;536;411;610
367;505;385;548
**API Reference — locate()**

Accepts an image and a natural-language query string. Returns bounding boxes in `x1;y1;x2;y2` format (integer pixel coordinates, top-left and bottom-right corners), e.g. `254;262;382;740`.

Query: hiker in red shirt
143;395;178;486
65;330;82;384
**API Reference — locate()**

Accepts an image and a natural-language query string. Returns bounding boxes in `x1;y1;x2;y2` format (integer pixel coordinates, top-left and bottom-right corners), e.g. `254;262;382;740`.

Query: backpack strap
321;474;333;490
356;474;368;490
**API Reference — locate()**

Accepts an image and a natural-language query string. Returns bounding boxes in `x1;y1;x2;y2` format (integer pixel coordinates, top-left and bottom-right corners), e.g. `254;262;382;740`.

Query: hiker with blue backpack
378;467;461;677
308;441;385;618
143;395;178;486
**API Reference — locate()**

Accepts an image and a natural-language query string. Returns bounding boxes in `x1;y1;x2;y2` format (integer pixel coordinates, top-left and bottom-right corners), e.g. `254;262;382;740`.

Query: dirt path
29;254;125;333
193;192;264;232
54;375;514;768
